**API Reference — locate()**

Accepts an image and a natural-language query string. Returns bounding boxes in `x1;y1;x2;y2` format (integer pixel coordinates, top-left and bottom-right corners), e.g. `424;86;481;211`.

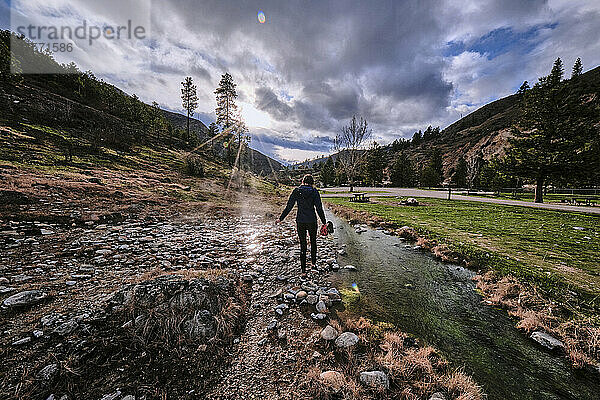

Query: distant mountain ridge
161;110;284;175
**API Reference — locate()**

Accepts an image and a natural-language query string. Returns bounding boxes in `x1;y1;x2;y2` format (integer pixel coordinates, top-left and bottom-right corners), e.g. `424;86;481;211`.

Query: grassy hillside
0;30;283;178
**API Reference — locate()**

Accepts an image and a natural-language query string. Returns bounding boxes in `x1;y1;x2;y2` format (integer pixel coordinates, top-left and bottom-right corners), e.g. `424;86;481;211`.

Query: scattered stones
530;331;564;350
315;300;328;313
359;370;389;390
335;332;359;348
320;325;339;341
37;363;58;381
12;337;32;346
311;313;327;320
12;274;33;283
266;320;278;331
295;290;307;300
306;294;318;305
274;303;289;316
53;319;78;336
2;290;47;309
100;391;121;400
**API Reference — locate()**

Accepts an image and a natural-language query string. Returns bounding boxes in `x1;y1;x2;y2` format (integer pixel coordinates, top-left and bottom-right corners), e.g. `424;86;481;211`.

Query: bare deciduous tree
466;152;483;193
333;115;372;192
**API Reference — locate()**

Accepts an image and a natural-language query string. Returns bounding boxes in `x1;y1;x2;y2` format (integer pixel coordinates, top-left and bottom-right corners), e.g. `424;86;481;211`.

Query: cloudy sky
3;1;600;163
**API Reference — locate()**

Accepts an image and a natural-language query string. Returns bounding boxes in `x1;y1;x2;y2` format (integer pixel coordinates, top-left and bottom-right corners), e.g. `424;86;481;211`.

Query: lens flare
352;282;360;293
257;11;266;24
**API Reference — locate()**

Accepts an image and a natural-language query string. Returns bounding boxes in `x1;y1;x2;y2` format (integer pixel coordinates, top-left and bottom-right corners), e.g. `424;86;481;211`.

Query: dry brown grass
444;370;484;400
302;316;483;399
475;271;600;370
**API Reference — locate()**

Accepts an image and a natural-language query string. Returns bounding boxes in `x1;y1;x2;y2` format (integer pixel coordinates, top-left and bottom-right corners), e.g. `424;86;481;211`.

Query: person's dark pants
297;221;317;273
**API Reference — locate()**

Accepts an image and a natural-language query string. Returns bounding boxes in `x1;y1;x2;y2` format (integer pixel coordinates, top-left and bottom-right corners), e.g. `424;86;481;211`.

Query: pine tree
506;59;597;202
548;57;564;87
431;148;444;185
365;141;384;186
452;156;467;187
150;101;166;141
390;152;415;187
571;57;583;79
215;73;249;165
320;156;335;187
517;81;530;94
411;130;422;146
181;77;198;141
215;72;238;129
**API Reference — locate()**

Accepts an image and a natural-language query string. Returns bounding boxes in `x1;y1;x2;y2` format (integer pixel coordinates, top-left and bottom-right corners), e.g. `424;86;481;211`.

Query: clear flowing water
327;212;600;400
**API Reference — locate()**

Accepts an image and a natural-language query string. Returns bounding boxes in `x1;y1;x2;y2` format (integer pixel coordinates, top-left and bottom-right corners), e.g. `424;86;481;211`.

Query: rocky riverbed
0;211;350;399
2;195;488;400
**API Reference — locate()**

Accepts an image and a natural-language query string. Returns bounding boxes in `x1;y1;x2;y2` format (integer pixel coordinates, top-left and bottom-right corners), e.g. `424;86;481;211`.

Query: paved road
322;186;600;214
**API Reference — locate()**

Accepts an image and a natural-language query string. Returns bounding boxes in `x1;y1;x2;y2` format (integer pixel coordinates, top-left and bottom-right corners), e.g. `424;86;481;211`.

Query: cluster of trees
314;57;598;203
389;125;442;152
1;30;183;151
506;57;599;202
2;30;252;172
180;72;250;168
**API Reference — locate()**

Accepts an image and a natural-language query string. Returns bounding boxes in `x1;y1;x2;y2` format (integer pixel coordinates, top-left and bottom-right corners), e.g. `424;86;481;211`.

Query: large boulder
359;371;389;390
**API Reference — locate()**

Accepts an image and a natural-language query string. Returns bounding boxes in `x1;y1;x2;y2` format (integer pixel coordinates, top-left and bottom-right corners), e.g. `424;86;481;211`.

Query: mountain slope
296;65;600;176
161;111;284;175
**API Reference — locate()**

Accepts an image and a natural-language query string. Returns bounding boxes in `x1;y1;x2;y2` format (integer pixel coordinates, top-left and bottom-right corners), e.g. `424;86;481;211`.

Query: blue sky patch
445;23;558;60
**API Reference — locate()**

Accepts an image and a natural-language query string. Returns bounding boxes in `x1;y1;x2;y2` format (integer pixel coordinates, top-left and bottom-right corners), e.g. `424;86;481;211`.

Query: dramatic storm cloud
4;0;600;163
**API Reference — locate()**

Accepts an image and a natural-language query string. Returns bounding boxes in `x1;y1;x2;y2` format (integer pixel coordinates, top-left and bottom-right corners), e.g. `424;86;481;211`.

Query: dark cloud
255;87;294;121
10;0;598;162
190;64;212;82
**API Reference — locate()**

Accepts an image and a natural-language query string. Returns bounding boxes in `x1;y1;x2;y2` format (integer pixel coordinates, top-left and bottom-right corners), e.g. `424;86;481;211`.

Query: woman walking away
277;174;327;278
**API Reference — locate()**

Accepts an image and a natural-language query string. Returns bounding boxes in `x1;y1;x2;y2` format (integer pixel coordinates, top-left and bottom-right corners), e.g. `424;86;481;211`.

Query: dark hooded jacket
279;185;326;224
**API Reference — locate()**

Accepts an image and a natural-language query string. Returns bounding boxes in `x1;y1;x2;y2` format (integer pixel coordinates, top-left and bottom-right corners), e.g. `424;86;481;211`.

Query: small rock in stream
530;331;564;350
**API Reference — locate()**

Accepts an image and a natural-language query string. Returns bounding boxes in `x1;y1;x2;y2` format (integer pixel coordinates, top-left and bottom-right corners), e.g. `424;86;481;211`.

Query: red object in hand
320;224;328;236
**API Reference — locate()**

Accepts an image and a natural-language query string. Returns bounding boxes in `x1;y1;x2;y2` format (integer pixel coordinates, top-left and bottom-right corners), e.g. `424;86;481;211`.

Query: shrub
185;155;204;177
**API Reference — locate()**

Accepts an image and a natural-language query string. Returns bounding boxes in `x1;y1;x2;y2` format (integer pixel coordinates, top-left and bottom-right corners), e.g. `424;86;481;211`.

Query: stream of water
327;211;599;400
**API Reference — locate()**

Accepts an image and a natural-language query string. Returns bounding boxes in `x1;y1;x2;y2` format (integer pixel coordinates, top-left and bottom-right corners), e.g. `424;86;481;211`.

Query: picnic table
349;192;369;203
561;196;598;206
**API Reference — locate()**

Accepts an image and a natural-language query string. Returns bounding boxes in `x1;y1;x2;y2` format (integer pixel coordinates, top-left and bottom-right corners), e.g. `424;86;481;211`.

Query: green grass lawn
325;196;600;307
